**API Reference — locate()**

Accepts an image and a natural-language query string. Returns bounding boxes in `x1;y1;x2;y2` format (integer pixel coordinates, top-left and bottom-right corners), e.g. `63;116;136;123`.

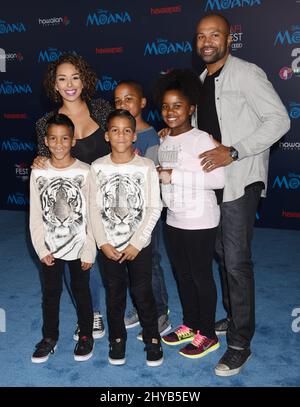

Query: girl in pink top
155;69;225;360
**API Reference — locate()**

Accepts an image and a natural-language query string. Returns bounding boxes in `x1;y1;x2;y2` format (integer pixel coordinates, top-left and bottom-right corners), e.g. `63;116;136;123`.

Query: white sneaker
73;312;105;341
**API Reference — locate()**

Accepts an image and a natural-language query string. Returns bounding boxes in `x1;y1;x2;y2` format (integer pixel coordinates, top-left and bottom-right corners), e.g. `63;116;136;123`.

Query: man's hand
119;244;140;263
199;144;233;172
100;244;122;261
31;155;48;169
81;262;93;271
41;254;55;266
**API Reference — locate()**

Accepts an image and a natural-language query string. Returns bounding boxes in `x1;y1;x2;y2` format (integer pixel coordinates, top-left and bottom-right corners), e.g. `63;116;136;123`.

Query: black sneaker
108;338;126;365
145;338;164;367
74;336;94;361
215;317;230;336
215;347;252;377
31;338;57;363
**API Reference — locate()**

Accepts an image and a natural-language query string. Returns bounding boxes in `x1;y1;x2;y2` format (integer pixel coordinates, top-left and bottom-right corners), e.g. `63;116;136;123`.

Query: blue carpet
0;210;299;387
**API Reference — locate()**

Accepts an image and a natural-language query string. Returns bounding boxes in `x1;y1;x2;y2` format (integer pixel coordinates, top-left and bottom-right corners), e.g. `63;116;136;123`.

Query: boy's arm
29;172;51;260
80;172;96;264
129;162;162;251
89;165;109;249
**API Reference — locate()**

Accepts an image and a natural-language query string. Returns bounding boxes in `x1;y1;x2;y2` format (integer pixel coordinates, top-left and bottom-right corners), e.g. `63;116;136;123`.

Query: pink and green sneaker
179;331;220;359
162;325;195;346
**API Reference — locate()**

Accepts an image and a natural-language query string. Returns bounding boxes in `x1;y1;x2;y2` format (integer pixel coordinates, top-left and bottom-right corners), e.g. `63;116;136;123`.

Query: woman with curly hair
33;53;113;342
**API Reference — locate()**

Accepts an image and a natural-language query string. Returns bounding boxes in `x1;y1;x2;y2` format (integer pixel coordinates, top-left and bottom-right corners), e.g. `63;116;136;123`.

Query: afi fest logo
0;48;6;72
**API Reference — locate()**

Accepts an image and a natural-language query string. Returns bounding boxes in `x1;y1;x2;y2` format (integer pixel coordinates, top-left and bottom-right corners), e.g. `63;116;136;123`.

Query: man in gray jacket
194;13;290;376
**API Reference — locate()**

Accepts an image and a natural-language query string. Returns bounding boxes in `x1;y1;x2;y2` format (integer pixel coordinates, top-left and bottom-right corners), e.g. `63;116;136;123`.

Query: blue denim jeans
215;182;263;349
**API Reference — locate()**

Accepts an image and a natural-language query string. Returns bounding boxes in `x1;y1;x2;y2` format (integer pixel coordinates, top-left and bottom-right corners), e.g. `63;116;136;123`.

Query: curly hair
43;53;97;104
153;68;202;107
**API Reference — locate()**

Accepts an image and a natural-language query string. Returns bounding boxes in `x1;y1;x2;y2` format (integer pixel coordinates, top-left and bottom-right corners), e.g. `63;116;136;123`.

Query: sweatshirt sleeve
129;162;162;251
89;165;109;249
233;64;290;159
80;172;97;263
29;172;51;260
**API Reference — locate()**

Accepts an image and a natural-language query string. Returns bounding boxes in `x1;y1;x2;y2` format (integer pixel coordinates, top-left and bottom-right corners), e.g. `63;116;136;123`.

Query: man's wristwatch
229;146;239;161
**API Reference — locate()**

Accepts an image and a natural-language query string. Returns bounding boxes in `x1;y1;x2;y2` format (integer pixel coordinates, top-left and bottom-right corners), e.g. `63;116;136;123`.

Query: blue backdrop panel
0;0;299;229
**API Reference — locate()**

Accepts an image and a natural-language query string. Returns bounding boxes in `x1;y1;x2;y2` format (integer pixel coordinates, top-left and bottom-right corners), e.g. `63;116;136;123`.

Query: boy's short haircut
116;80;144;98
45;113;75;137
107;109;136;132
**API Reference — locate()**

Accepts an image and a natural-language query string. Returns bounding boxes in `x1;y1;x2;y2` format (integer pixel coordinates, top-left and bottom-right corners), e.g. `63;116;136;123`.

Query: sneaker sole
125;321;140;329
147;357;164;367
92;329;105;339
137;324;173;342
179;341;220;359
215;354;252;377
162;335;195;346
108;357;126;366
74;349;94;362
31;345;57;363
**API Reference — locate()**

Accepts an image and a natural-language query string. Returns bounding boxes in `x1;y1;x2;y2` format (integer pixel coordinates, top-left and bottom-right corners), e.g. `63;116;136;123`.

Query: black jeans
101;243;159;344
166;225;218;339
41;258;93;341
215;182;263;349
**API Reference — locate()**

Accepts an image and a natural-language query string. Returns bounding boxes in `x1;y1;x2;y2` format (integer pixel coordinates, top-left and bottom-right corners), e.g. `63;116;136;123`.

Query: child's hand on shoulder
81;261;93;271
41;254;55;266
119;244;139;263
158;168;172;184
101;244;122;261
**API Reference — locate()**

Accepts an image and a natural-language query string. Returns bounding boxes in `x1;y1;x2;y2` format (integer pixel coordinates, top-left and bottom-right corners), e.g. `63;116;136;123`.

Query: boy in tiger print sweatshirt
89;109;163;367
29;114;95;363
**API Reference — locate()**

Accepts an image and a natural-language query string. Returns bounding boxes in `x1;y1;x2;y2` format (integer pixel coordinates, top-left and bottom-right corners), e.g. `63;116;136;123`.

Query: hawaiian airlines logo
230;24;243;51
86;9;131;26
144;39;192;56
1;138;35;152
0;81;32;95
38;16;70;27
97;75;120;92
279;141;300;151
7;192;29;206
272;173;300;190
274;25;300;46
204;0;261;12
0;20;26;35
38;48;77;63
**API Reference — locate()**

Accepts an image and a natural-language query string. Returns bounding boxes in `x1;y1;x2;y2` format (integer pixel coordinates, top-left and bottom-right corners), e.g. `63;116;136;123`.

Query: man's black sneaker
108;338;126;365
215;347;252;377
215;317;230;336
74;336;94;361
145;338;164;367
31;338;57;363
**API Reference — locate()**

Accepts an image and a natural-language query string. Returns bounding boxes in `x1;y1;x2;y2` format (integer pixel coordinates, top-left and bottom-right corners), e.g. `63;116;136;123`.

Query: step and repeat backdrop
0;0;299;229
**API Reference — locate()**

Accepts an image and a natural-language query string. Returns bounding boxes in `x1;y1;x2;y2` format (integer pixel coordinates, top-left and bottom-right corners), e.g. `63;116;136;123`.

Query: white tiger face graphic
36;175;86;259
97;171;144;249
